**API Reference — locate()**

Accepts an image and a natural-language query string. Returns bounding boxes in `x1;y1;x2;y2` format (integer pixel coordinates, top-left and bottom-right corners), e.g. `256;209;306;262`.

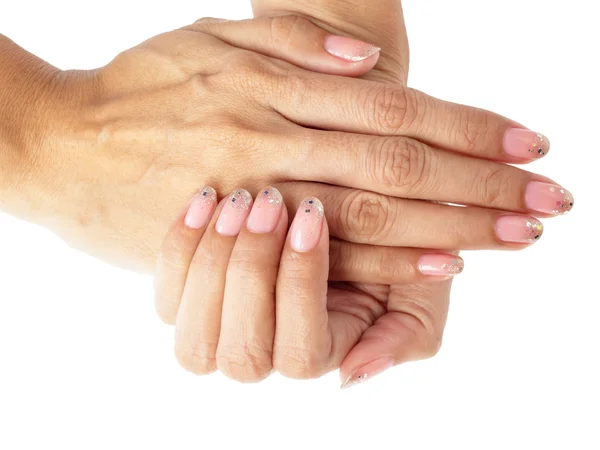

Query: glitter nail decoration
229;189;252;210
199;186;217;203
551;187;574;215
301;197;324;219
527;133;550;157
440;259;464;275
525;219;544;243
340;357;394;389
257;186;283;207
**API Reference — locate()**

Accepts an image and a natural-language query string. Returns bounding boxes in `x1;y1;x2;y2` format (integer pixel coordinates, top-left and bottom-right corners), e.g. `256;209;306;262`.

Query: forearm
251;0;409;82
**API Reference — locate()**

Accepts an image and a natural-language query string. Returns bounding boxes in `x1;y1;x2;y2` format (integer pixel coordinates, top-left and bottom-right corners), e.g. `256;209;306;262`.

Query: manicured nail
246;186;284;234
503;128;550;160
495;216;544;244
184;186;217;229
289;197;324;252
341;356;394;389
418;254;464;277
525;181;574;215
324;35;381;62
215;189;253;236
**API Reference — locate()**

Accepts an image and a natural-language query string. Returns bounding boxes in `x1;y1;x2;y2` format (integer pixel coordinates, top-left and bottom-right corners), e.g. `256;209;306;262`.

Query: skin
0;3;568;383
154;12;564;384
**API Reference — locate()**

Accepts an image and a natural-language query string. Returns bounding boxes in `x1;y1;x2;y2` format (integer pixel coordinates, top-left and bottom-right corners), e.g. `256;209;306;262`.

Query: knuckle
228;249;278;278
175;340;218;375
457;106;491;152
274;346;329;380
183;73;210;98
368;85;418;134
372;138;429;193
340;191;391;243
216;344;273;382
476;166;509;207
268;15;312;52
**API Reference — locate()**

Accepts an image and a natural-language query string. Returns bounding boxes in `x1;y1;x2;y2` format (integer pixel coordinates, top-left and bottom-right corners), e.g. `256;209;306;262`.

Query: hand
244;5;572;385
155;186;463;384
25;16;568;278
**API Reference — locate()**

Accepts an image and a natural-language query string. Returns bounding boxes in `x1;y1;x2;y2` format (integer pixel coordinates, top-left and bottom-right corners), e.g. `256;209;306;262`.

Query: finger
275;182;547;249
268;73;553;164
284;130;574;215
273;198;335;379
329;239;465;283
339;280;452;388
154;187;218;325
216;187;288;382
174;189;253;375
185;16;380;76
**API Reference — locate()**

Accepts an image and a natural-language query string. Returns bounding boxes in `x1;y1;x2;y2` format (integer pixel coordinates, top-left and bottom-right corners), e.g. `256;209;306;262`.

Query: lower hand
156;186;464;385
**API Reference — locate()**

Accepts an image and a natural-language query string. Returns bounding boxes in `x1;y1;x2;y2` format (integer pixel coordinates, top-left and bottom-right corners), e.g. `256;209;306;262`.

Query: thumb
184;15;380;76
339;281;453;389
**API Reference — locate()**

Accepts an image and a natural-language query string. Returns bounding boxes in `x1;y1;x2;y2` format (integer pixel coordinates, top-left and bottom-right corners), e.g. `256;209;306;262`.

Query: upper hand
34;16;569;275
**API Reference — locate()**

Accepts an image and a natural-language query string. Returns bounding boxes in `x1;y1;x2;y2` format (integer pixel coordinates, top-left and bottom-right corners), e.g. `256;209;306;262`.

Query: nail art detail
495;216;544;244
503;129;550;160
184;186;217;229
525;182;574;215
289;197;325;253
324;35;381;62
246;186;284;234
341;356;394;389
215;188;253;236
418;254;465;277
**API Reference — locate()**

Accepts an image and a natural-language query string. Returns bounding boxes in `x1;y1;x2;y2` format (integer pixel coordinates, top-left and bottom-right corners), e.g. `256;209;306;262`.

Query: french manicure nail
215;189;253;237
495;216;544;244
324;35;381;62
503;128;550;160
341;356;394;389
525;181;574;215
246;186;283;234
184;186;217;229
289;197;325;253
418;254;464;277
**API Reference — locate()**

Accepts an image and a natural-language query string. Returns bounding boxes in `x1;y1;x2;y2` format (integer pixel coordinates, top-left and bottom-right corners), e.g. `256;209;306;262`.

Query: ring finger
216;186;288;382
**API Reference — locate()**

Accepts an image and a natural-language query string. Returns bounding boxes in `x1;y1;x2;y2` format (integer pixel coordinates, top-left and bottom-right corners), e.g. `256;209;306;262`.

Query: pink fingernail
246;186;284;234
324;35;381;62
418;254;464;277
525;181;574;215
184;186;217;229
341;356;394;389
289;197;325;253
495;216;544;244
503;128;550;160
215;189;253;237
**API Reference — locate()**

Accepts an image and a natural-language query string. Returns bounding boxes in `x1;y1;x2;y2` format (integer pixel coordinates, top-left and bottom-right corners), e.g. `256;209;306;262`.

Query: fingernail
525;181;574;215
184;186;217;229
495;216;544;244
289;197;325;252
503;128;550;160
341;356;394;389
246;186;284;234
418;254;464;277
215;189;253;236
324;35;381;62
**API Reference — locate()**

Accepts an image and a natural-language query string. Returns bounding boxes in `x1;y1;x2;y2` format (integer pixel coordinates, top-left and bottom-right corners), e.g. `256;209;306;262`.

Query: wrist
0;35;99;226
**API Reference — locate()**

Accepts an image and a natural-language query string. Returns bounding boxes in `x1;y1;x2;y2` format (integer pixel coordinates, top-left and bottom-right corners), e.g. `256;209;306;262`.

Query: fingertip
289;197;326;253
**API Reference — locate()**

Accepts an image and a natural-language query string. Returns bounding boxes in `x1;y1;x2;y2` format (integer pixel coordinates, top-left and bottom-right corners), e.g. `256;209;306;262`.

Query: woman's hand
13;16;569;275
156;186;464;385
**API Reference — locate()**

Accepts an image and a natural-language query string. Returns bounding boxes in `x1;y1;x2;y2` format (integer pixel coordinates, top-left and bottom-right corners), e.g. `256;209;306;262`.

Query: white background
1;1;598;449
